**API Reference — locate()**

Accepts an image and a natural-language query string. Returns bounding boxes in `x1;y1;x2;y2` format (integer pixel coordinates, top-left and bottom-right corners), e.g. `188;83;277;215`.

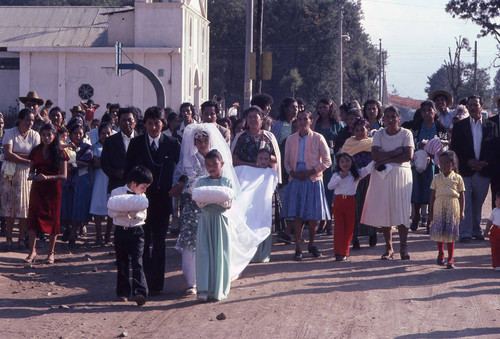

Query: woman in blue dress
282;110;332;260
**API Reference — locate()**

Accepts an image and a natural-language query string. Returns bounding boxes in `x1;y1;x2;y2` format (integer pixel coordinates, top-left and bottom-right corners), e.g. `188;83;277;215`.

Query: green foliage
280;68;303;98
426;64;492;107
446;0;500;43
208;0;380;113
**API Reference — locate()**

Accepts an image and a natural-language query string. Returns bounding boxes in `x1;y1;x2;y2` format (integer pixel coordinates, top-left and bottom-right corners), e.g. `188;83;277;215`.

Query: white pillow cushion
107;194;149;212
192;185;234;204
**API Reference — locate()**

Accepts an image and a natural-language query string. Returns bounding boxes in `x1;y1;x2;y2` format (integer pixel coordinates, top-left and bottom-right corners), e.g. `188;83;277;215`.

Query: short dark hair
143;106;165;123
251;93;273;110
496;191;500;199
363;99;383;120
98;122;113;135
278;97;297;121
257;148;272;157
420;100;436;111
46;99;54;106
180;102;195;118
384;105;400;117
205;149;223;162
117;107;136;120
101;113;114;123
200;100;218;114
49;106;62;117
439;150;459;172
243;106;264;120
467;95;483;106
127;165;153;185
167;112;179;122
109;103;121;111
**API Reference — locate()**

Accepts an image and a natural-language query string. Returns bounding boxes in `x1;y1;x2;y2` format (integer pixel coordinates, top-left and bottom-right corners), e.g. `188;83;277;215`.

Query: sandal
437;254;445;266
381;251;394;260
46;252;55;265
308;245;321;258
25;251;37;264
446;259;454;269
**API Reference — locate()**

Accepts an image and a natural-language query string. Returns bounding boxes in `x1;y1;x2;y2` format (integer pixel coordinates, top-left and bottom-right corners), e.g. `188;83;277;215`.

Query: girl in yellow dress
428;151;465;269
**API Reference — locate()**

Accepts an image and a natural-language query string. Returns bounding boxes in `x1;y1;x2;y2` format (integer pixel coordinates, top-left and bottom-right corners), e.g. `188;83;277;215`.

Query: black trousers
143;197;170;292
114;225;148;298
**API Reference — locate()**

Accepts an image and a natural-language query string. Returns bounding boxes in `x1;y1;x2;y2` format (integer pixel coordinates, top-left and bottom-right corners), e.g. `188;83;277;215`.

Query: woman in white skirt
361;106;414;260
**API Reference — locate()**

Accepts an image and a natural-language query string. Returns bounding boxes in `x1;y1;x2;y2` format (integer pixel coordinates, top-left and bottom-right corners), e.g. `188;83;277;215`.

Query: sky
361;0;499;100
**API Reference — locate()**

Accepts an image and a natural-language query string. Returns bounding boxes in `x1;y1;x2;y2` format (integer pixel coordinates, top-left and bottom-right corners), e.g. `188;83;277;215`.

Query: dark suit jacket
125;133;180;205
101;131;139;193
450;117;499;177
216;124;231;144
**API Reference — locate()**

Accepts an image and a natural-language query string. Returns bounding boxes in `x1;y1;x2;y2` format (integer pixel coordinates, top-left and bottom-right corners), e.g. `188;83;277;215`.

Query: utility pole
473;40;477;94
244;0;254;109
338;10;343;105
379;39;383;103
255;0;264;94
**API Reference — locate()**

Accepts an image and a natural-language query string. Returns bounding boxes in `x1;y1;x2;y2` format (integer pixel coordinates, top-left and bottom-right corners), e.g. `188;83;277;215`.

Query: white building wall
0;52;20;116
6;1;209;119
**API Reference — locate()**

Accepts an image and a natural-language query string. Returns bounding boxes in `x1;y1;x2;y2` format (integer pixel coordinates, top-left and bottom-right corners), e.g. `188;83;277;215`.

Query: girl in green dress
194;150;234;301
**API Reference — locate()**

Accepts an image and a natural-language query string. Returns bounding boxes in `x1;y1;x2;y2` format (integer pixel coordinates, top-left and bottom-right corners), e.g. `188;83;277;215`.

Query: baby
256;148;272;168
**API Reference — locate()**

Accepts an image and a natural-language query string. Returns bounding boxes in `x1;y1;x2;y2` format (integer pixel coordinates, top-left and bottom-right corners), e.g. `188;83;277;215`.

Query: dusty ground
0;197;498;339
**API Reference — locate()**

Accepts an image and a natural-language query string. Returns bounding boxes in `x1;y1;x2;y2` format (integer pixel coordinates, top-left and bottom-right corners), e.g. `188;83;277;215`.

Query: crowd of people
0;88;499;306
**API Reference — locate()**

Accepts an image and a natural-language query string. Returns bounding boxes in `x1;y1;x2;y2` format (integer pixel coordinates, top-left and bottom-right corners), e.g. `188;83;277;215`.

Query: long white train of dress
229;166;278;280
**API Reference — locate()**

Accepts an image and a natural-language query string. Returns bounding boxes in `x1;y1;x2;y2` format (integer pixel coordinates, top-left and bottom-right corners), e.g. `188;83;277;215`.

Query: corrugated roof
0;6;133;48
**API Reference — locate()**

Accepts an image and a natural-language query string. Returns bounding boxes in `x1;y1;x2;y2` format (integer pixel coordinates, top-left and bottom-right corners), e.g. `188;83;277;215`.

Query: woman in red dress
25;124;68;264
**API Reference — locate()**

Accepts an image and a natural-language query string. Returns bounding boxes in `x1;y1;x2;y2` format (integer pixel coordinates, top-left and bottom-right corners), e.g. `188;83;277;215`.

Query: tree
208;0;380;112
426;64;492;107
446;1;500;43
280;68;303;98
443;37;470;104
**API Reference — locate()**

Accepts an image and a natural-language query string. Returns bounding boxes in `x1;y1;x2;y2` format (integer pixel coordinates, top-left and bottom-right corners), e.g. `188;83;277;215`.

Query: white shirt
122;131;134;152
469;116;483;160
148;133;160;150
327;162;373;195
3;127;40;170
489;208;500;227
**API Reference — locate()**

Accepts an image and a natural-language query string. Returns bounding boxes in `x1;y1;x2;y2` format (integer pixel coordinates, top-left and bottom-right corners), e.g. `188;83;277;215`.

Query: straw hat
18;91;45;106
428;90;453;107
70;105;85;115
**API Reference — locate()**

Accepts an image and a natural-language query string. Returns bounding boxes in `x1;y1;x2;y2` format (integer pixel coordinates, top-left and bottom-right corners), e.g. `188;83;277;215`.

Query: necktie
151;141;157;152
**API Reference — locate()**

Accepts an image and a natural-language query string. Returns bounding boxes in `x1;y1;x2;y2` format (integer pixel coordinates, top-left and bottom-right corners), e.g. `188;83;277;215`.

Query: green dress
195;176;233;301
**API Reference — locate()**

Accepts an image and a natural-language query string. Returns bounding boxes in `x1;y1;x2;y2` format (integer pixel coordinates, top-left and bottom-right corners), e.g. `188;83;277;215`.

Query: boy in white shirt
108;166;153;305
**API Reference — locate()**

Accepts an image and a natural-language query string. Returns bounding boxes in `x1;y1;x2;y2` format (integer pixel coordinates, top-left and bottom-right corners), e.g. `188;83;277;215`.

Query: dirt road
0;201;498;338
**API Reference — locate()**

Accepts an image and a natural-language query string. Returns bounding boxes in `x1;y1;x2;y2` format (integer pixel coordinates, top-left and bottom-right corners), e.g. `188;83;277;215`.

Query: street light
339;9;350;105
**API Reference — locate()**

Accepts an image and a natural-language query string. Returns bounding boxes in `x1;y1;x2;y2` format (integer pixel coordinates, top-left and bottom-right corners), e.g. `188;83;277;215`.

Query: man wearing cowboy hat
18;91;45;132
429;89;455;129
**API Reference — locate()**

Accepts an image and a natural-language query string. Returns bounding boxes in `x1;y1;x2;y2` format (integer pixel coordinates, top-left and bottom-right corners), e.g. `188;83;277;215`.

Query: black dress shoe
352;238;361;250
308;246;321;258
473;235;485;241
293;250;303;261
335;255;347;262
148;290;162;296
459;237;472;243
